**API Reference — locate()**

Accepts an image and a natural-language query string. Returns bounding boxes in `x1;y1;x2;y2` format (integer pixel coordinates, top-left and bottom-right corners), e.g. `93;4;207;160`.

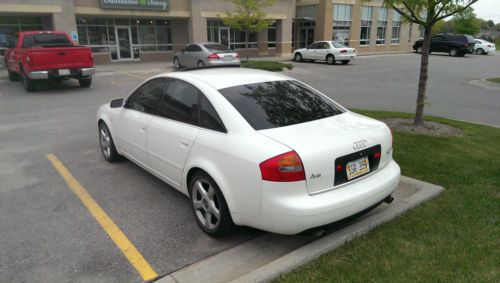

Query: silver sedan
173;43;241;69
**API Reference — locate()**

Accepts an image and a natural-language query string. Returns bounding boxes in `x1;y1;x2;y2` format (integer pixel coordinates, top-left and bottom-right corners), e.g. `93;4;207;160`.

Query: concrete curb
232;176;444;283
156;176;444;283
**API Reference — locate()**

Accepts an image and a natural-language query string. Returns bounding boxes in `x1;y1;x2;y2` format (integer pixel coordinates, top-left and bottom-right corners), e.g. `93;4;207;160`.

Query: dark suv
413;34;475;57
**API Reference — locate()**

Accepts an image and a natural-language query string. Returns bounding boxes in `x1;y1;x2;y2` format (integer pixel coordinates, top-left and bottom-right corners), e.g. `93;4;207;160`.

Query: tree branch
433;0;478;23
392;4;425;26
401;2;425;25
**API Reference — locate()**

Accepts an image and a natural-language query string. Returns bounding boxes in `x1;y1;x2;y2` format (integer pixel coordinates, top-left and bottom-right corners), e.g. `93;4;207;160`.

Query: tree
452;7;480;35
376;0;478;126
220;0;277;62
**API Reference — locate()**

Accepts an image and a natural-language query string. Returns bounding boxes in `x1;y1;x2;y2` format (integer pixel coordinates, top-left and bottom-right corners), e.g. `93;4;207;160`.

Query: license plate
346;156;370;180
59;69;70;75
223;56;233;61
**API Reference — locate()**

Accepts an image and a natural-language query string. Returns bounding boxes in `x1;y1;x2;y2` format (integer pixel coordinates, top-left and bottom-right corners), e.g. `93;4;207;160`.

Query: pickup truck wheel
449;48;458;57
79;78;92;88
7;69;19;81
21;73;36;92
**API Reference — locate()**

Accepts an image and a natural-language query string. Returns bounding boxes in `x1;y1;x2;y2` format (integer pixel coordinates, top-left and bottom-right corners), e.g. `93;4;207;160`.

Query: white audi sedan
293;41;357;65
97;68;400;236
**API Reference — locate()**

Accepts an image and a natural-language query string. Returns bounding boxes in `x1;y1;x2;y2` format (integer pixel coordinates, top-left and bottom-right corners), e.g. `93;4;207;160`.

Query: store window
0;16;44;55
391;11;401;44
376;7;388;45
408;23;413;43
332;4;352;46
207;21;258;50
360;6;372;46
267;22;277;48
76;17;172;61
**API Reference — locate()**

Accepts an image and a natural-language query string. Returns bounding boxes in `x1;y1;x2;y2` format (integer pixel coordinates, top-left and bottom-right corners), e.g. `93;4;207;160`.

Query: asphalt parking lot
0;52;498;282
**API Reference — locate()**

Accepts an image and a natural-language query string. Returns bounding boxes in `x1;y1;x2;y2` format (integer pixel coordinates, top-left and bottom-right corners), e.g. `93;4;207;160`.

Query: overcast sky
472;0;500;23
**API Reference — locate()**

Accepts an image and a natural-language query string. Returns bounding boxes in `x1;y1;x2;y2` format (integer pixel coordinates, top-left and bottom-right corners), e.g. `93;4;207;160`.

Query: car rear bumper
242;159;400;235
27;67;95;80
206;59;241;66
336;54;357;60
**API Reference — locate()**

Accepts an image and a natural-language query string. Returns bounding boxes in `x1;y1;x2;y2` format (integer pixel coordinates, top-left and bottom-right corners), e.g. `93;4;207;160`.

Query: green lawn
486;77;500;84
276;110;500;282
241;60;293;72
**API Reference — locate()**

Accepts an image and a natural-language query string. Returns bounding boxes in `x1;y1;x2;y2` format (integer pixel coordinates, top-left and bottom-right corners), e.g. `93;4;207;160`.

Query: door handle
139;125;147;132
179;139;189;146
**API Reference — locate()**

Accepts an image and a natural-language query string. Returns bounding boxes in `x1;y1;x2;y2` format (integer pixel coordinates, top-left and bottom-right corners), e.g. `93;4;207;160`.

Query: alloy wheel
99;126;111;159
192;179;220;230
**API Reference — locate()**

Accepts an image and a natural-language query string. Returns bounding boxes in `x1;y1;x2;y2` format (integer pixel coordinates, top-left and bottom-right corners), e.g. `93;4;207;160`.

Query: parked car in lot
293;41;357;65
173;43;240;69
474;39;496;55
413;34;475;57
97;68;400;236
3;31;95;92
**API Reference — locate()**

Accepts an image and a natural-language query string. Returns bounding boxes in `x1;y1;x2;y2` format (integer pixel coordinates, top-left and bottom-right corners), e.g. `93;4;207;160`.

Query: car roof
160;68;291;90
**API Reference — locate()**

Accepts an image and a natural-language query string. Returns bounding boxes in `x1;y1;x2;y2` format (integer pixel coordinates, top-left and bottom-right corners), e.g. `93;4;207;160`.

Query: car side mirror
110;98;124;108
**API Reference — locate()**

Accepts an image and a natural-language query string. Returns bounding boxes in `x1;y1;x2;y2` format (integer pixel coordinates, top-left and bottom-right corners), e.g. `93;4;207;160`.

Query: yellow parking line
46;153;158;281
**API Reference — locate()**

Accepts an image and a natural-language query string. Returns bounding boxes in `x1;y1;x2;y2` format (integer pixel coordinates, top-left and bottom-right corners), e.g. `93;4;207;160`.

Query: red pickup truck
4;31;94;92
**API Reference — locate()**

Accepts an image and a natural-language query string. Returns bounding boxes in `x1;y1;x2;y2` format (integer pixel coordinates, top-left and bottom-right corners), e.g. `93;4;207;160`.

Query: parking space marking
46;153;158;281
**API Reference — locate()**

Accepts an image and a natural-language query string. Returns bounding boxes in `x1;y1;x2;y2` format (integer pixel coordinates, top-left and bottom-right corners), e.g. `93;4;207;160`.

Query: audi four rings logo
353;140;368;150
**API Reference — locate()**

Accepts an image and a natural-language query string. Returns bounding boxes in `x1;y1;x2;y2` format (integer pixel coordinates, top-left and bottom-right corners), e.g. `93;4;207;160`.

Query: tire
476;48;484;55
294;53;303;62
189;171;234;236
449;48;458;57
416;46;423;54
341;60;350;65
197;60;205;67
7;69;19;81
79;78;92;88
98;122;122;162
173;57;181;69
21;72;36;92
326;55;335;65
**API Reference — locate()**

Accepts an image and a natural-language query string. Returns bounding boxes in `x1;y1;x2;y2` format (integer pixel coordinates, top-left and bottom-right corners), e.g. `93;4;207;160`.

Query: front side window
158;79;200;126
332;4;352;46
376;7;388;44
126;78;166;114
219;80;344;130
360;6;372;46
391;11;401;44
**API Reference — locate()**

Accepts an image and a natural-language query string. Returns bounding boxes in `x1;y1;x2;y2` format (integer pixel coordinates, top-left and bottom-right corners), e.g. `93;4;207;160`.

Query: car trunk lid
259;112;391;195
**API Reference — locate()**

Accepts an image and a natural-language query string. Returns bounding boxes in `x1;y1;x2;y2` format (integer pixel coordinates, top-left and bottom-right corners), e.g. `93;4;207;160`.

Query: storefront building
1;0;419;64
295;0;420;54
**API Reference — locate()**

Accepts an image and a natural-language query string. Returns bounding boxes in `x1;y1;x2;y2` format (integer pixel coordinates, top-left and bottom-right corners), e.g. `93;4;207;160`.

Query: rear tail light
235;53;240;59
26;56;33;65
465;43;468;47
207;53;220;60
374;152;381;159
487;44;491;47
340;50;348;54
260;151;305;182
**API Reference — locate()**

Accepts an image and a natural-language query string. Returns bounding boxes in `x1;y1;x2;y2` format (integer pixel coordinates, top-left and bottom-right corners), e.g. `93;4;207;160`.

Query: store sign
100;0;169;11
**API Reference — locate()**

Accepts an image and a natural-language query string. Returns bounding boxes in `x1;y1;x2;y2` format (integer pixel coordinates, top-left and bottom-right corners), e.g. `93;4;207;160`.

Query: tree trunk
414;26;432;126
245;29;250;62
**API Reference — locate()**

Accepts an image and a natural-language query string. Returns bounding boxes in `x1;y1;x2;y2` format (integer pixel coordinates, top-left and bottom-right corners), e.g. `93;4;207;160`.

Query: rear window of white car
219;80;344;130
204;44;230;52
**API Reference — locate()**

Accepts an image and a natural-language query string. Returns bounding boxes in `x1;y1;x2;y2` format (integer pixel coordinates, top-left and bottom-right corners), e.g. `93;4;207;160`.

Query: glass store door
115;26;132;60
219;27;230;49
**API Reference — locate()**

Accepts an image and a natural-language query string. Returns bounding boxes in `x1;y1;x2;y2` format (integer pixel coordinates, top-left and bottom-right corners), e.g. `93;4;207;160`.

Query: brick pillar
52;1;78;43
171;20;188;52
257;29;269;56
188;0;207;43
314;0;333;41
276;19;292;57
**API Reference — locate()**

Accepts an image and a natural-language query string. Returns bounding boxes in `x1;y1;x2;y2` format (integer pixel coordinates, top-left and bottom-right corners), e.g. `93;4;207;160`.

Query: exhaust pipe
384;195;394;204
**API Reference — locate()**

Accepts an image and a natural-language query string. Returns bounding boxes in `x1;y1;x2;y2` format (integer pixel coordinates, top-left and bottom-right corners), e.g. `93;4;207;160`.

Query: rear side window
126;78;166;114
185;44;202;52
203;44;230;52
219;80;344;130
158;79;200;126
200;95;226;133
22;34;72;48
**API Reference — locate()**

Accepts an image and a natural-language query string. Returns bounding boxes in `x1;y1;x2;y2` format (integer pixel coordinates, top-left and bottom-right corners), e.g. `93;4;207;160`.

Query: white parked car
97;68;400;236
474;39;496;55
293;41;357;65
